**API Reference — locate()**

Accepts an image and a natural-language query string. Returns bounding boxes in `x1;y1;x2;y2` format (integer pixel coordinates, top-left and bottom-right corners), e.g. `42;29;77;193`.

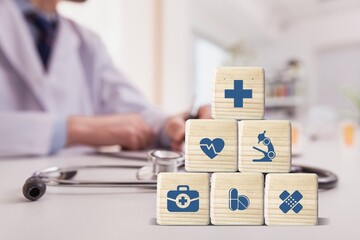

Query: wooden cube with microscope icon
238;120;292;173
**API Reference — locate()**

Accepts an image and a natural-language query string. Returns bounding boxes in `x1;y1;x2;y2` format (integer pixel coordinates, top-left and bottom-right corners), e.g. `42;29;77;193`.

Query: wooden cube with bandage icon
265;173;318;225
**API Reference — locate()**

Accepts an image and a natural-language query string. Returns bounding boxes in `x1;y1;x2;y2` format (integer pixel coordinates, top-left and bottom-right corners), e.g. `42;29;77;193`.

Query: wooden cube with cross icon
212;67;265;120
238;120;292;173
264;173;318;225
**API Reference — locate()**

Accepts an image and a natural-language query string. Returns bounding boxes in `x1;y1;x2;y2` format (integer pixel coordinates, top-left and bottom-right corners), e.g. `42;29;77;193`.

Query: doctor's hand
165;104;211;150
67;114;154;150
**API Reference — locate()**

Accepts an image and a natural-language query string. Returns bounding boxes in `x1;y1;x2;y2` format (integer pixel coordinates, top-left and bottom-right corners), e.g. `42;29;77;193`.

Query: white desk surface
0;139;359;240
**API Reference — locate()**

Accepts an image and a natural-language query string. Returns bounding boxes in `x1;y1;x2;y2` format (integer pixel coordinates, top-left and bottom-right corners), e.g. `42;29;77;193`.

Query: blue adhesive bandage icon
252;130;276;162
279;190;303;214
224;80;253;108
199;138;225;159
228;188;250;211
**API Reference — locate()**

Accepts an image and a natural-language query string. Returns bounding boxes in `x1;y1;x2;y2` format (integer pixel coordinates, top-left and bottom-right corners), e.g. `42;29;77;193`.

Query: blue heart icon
199;138;225;159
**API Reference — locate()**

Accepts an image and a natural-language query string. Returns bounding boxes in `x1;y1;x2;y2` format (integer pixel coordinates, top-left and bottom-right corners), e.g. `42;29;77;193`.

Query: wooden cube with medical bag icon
238;120;291;173
185;119;238;172
156;173;210;225
212;67;265;120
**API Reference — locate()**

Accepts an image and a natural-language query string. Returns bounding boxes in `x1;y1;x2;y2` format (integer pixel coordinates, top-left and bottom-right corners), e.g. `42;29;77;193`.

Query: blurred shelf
265;96;304;108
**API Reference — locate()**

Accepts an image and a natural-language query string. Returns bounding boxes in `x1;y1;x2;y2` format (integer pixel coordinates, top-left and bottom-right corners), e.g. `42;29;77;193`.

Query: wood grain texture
264;173;318;225
157;173;210;225
210;173;264;225
212;67;265;120
238;120;291;173
185;119;238;172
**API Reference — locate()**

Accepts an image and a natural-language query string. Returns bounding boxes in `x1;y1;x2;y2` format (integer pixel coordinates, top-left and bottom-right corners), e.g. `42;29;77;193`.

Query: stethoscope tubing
32;164;337;189
33;164;157;187
43;180;157;188
290;165;338;190
22;149;338;201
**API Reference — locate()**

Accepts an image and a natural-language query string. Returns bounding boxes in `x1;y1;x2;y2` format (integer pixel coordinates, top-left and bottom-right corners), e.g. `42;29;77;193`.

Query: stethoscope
22;149;338;201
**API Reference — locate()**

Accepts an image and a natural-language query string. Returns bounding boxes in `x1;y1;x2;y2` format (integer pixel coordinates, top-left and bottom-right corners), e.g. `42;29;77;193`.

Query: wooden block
156;173;210;225
210;173;264;225
265;173;318;225
212;67;265;120
185;119;237;172
238;120;291;173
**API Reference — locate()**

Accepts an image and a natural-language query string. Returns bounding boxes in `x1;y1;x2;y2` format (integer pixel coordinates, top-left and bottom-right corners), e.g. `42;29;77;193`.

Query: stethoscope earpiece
22;177;47;201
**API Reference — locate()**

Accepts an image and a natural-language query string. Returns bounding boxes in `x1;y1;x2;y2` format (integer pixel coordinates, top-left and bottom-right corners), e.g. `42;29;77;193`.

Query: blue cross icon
224;80;253;108
178;196;188;206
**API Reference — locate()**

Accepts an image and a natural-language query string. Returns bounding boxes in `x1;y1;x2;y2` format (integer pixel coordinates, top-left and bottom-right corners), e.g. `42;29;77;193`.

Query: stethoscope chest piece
137;150;185;180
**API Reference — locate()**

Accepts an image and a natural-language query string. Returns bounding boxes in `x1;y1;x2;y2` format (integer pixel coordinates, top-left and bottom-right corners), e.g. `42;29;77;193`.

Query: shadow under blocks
156;67;319;226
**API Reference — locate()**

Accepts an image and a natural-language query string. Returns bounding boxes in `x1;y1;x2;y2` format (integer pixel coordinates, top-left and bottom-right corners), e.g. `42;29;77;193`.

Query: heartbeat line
199;143;222;154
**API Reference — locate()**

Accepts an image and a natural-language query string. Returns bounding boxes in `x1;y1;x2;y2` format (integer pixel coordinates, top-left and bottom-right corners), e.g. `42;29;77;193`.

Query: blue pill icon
238;195;250;210
228;188;250;211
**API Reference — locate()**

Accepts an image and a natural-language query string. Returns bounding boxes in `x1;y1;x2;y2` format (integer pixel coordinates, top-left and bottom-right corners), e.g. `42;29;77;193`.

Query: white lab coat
0;0;168;157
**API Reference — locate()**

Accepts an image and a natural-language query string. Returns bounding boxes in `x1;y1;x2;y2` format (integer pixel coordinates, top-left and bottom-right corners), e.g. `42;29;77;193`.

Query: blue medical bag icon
167;185;199;212
279;190;303;214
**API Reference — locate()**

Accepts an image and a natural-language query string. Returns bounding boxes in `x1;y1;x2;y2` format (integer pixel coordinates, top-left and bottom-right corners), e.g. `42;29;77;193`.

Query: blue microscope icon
252;131;276;162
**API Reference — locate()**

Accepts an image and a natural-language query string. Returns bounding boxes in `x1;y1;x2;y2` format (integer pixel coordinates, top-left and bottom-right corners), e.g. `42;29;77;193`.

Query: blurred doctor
0;0;210;157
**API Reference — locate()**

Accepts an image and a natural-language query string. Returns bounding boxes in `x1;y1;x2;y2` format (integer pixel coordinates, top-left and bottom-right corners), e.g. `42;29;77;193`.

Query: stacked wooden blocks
157;67;318;226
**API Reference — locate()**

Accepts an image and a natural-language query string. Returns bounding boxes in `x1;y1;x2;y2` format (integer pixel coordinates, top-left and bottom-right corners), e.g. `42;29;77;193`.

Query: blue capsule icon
228;188;250;211
229;188;239;210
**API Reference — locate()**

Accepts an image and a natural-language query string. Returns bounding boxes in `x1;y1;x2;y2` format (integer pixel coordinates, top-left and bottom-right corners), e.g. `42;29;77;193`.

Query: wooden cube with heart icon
185;119;238;172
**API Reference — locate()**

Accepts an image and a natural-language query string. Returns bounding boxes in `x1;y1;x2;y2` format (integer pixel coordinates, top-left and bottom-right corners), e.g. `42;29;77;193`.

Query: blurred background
59;0;360;155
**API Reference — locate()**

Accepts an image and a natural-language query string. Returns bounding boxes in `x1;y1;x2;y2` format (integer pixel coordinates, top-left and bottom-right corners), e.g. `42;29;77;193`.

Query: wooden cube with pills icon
264;173;318;225
238;120;292;173
212;67;265;120
185;119;238;172
156;173;210;225
210;173;264;225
